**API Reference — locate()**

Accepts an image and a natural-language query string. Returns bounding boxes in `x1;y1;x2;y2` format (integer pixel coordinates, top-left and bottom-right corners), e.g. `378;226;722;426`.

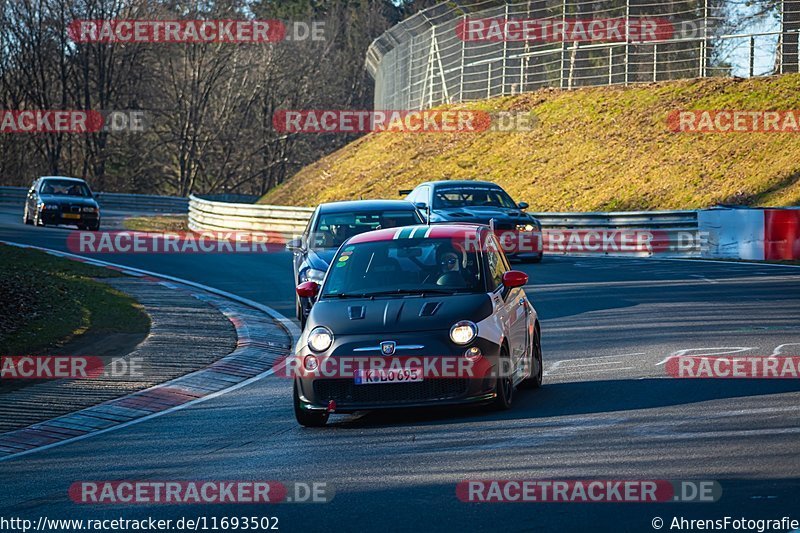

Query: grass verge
123;215;188;232
0;244;150;356
261;74;800;211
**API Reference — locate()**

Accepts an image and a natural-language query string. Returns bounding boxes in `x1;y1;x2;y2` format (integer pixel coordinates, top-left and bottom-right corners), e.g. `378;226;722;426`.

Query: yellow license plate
62;213;80;219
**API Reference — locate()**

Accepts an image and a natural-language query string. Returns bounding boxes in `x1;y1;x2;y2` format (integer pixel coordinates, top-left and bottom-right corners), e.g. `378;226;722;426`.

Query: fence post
699;40;705;77
408;36;415;109
653;43;658;82
624;0;630;85
702;0;708;77
459;15;466;101
560;0;567;88
750;35;756;76
568;42;579;89
501;3;508;95
487;63;492;98
608;47;614;84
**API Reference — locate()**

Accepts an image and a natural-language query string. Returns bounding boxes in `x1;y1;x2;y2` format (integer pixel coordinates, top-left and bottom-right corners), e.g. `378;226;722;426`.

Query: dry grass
260;74;800;211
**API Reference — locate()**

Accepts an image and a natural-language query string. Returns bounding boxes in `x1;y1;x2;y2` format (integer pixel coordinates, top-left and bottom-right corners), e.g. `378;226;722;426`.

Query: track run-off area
1;205;799;532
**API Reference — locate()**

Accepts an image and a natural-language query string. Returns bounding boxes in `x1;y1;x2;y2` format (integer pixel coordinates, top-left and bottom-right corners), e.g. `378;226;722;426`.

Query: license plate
62;213;80;219
354;368;423;385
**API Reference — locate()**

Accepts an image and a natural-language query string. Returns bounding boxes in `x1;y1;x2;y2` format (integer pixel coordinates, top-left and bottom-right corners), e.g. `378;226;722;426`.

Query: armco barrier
532;210;701;258
188;194;314;238
188;196;703;257
0;186;188;213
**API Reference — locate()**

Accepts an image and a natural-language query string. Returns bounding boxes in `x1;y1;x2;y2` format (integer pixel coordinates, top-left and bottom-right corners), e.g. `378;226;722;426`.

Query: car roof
347;223;485;245
39;176;87;183
421;180;502;189
318;199;417;213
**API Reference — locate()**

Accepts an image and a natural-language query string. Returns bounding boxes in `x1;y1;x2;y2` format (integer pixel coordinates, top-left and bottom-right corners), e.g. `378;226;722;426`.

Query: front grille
67;205;81;213
314;379;470;406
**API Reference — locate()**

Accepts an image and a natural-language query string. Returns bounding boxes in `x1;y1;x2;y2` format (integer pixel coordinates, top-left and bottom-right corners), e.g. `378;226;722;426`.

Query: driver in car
436;244;473;288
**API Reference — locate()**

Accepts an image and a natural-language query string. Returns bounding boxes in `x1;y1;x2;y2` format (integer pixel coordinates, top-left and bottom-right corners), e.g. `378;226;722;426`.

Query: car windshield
433;187;517;209
322;237;483;297
310;210;421;250
40;179;91;197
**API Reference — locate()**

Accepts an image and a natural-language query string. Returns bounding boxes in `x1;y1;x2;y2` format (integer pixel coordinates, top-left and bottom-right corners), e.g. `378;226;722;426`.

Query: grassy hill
260;74;800;211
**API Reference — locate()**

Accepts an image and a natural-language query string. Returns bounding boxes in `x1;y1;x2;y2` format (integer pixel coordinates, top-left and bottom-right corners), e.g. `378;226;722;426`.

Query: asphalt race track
1;204;799;532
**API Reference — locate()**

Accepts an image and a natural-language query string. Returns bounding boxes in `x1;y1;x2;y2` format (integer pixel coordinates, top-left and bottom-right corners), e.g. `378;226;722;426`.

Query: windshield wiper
359;288;463;297
324;292;371;299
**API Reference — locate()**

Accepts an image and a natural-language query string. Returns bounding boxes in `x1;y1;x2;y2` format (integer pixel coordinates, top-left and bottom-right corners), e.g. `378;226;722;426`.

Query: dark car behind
286;199;424;327
23;176;100;230
402;180;542;262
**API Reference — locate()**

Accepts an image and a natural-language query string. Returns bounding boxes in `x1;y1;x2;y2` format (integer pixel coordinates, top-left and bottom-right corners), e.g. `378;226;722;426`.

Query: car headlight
307;326;334;352
81;206;98;213
41;204;59;210
450;321;477;345
516;224;535;232
302;268;326;283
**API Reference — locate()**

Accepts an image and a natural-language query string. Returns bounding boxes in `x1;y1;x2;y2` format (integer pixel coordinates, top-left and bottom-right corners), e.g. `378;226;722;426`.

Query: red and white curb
0;241;299;462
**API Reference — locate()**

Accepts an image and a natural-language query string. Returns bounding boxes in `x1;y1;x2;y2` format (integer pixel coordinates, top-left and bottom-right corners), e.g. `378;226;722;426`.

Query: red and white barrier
699;208;800;261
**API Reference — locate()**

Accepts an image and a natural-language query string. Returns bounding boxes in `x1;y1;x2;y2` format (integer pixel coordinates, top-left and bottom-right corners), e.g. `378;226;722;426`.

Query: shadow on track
330;378;800;429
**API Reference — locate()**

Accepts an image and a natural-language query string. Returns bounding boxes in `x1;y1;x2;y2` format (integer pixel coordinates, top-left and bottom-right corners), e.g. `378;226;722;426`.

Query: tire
23;205;33;225
34;208;45;227
493;347;514;410
293;381;328;427
521;327;543;389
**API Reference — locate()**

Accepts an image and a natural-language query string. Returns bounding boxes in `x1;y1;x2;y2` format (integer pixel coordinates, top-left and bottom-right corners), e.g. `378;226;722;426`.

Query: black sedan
286;200;424;328
23;176;100;230
290;223;542;427
402;180;543;262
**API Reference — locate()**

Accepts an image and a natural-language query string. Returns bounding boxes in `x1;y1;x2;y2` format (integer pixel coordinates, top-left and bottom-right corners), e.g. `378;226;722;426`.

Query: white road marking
690;274;718;284
655;347;756;366
550;366;635;376
771;343;800;356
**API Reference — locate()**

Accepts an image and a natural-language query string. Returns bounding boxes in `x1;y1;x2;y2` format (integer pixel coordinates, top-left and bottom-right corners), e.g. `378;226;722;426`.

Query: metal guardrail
531;210;697;229
0;186;188;213
188;194;314;237
188;195;702;257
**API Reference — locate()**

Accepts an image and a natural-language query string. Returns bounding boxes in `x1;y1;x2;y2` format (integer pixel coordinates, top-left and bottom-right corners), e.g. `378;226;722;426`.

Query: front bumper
40;211;99;225
293;334;503;413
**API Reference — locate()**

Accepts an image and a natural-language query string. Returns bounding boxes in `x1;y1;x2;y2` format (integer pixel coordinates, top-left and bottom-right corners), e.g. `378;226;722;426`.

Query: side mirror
517;201;529;210
296;281;319;298
286;237;303;252
502;270;528;289
414;202;427;210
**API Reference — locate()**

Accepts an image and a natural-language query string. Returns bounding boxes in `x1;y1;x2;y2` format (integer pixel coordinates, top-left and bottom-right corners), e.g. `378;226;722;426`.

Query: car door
26;178;38;214
486;235;528;381
293;207;318;284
